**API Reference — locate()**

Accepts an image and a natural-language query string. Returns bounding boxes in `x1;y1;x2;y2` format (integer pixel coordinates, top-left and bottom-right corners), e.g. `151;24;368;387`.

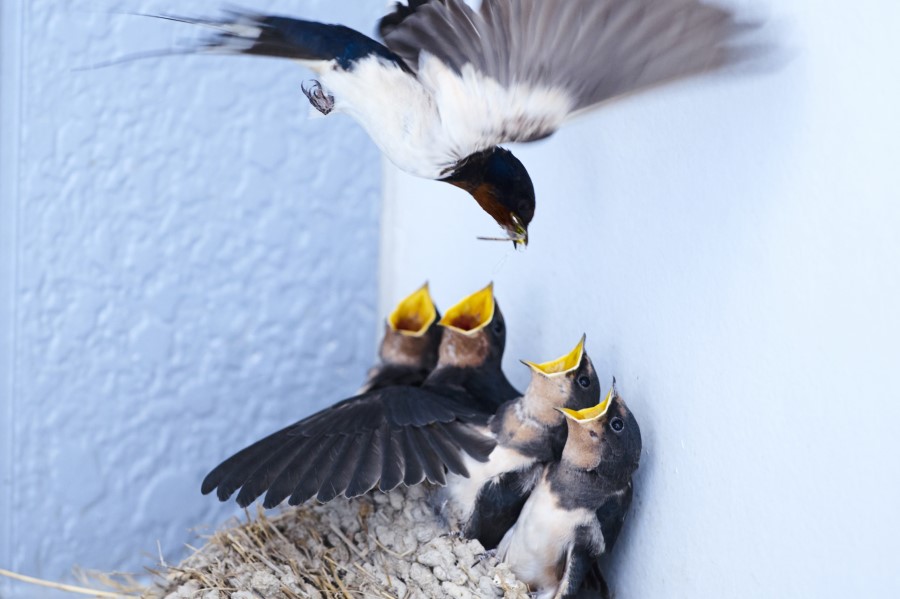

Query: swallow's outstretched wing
201;385;496;508
379;0;432;40
382;0;751;151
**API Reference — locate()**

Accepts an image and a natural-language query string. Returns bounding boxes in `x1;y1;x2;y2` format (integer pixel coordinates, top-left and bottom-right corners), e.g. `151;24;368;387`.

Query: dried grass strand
0;568;137;598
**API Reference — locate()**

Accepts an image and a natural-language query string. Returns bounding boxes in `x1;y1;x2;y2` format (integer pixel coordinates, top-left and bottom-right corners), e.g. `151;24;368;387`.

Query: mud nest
146;485;529;599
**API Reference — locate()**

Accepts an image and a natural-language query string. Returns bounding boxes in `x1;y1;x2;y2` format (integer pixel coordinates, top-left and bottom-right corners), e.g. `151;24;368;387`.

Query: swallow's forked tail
155;10;399;69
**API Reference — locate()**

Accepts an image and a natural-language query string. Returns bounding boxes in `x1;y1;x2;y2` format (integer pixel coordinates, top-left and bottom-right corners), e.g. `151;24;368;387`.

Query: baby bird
201;283;518;508
358;282;442;393
443;335;601;551
497;382;641;598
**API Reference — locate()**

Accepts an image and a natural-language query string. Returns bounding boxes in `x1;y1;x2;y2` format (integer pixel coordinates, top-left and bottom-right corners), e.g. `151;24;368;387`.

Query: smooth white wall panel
381;2;900;596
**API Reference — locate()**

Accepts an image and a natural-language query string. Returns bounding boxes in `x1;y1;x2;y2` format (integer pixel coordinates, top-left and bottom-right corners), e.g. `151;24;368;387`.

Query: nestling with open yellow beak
439;335;604;552
359;282;442;392
201;282;519;508
497;382;642;599
201;282;445;506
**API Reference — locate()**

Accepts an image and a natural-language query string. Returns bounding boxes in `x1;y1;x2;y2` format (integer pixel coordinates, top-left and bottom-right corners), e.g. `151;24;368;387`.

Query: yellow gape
438;283;495;334
388;283;437;336
521;335;586;376
559;387;614;423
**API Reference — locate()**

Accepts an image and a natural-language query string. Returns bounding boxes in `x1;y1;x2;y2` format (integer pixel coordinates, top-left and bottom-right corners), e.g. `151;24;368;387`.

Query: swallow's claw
441;530;464;540
302;79;335;115
471;548;497;568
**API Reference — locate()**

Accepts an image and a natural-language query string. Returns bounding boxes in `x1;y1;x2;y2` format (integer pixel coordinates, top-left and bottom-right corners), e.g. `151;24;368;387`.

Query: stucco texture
0;1;385;595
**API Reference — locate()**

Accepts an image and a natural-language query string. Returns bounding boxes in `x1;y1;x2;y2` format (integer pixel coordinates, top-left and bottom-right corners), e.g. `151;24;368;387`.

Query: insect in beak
477;215;528;248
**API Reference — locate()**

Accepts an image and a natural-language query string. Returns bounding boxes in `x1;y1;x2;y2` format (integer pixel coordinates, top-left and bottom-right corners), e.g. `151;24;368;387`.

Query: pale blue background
383;1;900;597
0;1;388;596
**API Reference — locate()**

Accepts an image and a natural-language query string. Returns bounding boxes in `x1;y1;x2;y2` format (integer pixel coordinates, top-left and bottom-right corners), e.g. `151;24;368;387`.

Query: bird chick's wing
383;0;749;155
358;364;433;393
594;480;633;553
201;385;496;508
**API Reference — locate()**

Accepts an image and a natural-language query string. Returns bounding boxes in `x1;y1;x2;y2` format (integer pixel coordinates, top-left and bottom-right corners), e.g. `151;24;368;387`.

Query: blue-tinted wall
0;1;386;594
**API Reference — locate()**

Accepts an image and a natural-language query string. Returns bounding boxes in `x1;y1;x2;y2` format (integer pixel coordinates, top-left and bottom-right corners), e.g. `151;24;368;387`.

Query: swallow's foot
440;530;464;540
302;80;334;115
471;548;497;568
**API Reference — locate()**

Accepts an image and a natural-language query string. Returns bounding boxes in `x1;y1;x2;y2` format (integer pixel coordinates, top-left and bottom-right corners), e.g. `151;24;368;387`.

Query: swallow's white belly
498;478;598;598
319;56;452;179
444;443;536;519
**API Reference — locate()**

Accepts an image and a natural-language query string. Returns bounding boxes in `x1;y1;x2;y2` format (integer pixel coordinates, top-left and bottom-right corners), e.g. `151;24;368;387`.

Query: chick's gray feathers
360;364;433;393
383;0;751;143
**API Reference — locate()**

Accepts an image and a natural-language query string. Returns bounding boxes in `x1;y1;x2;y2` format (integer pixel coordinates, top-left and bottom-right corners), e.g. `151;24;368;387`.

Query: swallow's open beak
522;334;586;377
557;386;613;423
388;282;438;337
438;283;495;335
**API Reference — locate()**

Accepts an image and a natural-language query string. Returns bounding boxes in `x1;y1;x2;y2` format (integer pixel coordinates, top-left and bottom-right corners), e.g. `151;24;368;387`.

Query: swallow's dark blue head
443;147;535;247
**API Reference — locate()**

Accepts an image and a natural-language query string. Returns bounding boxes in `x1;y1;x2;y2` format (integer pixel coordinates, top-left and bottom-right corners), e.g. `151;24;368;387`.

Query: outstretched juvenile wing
595;480;634;553
201;384;496;508
358;364;434;393
383;0;751;155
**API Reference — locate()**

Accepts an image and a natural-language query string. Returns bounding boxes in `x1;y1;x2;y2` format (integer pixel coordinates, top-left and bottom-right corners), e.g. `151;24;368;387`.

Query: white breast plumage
444;443;536;520
417;54;573;158
318;56;455;179
498;477;602;598
316;53;574;182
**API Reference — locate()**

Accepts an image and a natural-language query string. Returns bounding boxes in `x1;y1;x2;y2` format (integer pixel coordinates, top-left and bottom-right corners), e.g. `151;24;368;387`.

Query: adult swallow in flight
201;283;520;507
152;0;752;246
497;381;641;598
441;335;602;551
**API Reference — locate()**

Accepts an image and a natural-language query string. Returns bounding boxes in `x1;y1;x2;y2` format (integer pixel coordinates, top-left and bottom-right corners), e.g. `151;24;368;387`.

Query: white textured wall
382;1;900;597
0;1;385;596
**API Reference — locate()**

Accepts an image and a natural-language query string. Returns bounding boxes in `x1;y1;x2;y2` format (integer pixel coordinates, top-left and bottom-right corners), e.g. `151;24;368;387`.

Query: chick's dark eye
611;417;624;432
577;375;591;389
493;321;503;334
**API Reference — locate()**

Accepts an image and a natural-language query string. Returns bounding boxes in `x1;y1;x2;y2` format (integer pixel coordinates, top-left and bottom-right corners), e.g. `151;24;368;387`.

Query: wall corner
0;0;22;590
